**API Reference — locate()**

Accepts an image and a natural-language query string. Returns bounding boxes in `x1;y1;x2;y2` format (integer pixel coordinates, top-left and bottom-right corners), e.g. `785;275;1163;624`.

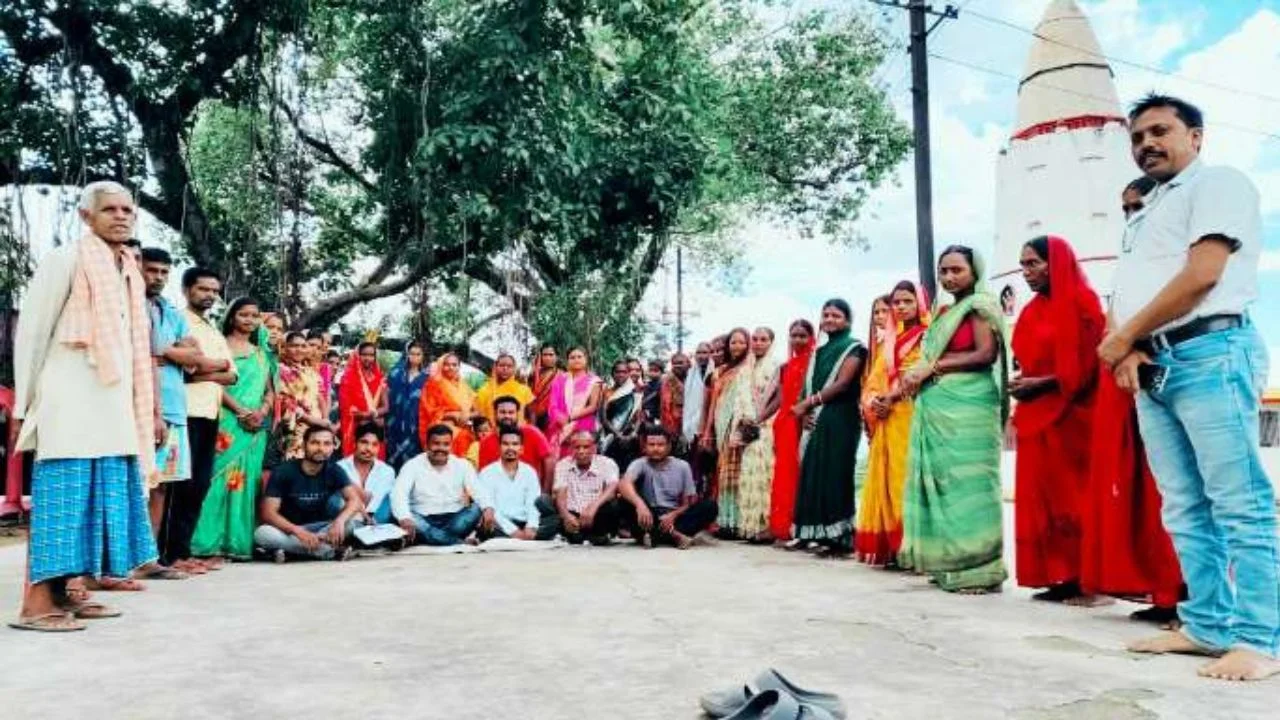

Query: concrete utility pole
871;0;958;300
676;246;684;353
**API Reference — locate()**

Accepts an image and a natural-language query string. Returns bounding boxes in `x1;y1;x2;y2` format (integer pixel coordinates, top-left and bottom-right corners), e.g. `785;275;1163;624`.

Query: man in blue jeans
255;426;364;562
1100;93;1278;681
391;424;483;546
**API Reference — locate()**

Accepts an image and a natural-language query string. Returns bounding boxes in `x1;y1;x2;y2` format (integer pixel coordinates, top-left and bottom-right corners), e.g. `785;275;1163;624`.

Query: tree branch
765;158;864;190
275;99;377;193
169;4;273;117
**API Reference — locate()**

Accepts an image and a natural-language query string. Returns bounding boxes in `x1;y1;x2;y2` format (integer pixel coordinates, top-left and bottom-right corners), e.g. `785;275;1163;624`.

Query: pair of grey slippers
700;669;847;719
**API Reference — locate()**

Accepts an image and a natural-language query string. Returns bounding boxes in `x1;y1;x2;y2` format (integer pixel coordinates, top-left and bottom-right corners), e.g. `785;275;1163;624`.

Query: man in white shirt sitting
337;423;397;524
475;425;559;541
391;424;483;546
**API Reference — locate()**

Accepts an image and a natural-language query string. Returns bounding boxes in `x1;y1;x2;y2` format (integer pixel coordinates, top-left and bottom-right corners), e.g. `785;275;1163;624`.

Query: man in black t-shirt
254;426;364;561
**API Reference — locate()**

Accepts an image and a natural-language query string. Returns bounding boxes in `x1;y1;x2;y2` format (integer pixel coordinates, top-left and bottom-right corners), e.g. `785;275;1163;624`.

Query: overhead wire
928;51;1280;142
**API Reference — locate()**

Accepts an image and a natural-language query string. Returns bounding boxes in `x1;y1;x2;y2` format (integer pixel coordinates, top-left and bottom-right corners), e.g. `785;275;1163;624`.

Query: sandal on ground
66;601;122;620
136;565;189;581
63;579;93;604
701;669;847;719
87;577;146;592
9;612;86;633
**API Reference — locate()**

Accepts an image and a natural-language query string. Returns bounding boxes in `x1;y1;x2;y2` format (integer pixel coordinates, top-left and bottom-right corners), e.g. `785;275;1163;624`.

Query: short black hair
1129;93;1203;130
182;266;221;289
357;341;376;354
493;395;522;411
124;238;142;248
141;247;172;265
326;349;342;360
471;415;492;432
303;424;335;445
425;424;454;441
496;422;523;444
647;359;664;371
354;423;383;443
639;424;670;443
285;331;307;344
1125;175;1157;195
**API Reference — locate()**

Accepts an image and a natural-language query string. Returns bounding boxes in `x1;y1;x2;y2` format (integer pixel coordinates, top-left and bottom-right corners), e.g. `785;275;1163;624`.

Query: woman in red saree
768;320;815;542
338;341;387;458
419;352;475;449
1010;235;1105;603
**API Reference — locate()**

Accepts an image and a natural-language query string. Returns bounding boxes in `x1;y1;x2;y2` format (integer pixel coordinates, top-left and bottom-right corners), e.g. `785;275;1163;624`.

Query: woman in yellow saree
473;353;534;424
856;282;930;566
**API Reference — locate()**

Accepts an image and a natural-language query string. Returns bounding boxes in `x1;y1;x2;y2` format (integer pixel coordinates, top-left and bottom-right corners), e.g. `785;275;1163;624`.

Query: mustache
1139;149;1167;163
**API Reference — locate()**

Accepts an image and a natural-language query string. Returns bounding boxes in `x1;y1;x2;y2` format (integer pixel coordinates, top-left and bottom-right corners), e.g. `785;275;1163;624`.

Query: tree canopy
1;0;910;360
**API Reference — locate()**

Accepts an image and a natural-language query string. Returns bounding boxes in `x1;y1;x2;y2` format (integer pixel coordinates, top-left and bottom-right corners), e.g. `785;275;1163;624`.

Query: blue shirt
149;296;191;425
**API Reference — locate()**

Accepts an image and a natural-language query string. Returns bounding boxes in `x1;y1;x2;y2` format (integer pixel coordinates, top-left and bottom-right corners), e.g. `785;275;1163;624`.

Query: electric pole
676;246;684;353
872;0;957;300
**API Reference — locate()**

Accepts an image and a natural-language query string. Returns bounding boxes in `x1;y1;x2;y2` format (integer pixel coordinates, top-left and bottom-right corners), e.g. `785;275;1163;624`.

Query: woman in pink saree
545;347;603;457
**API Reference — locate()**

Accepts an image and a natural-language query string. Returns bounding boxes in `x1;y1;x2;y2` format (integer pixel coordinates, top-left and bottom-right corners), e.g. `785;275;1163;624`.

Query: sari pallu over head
419;355;475;444
338;347;386;456
1010;236;1104;435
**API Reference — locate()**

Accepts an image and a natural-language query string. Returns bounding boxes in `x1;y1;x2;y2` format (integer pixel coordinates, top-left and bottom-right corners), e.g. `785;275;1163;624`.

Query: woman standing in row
385;341;428;469
191;298;273;560
703;328;754;537
600;359;644;468
737;328;779;543
546;347;602;457
791;300;866;557
769;321;815;543
418;352;474;447
277;332;332;459
1010;236;1105;603
338;341;386;458
898;246;1008;594
856;282;930;567
529;345;563;432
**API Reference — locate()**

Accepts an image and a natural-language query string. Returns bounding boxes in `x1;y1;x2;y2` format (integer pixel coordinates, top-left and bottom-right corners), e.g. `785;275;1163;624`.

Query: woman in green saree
897;246;1009;593
789;299;867;557
191;297;274;561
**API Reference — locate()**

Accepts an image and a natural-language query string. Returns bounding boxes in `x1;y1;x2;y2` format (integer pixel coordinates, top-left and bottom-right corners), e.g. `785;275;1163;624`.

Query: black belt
1137;314;1243;354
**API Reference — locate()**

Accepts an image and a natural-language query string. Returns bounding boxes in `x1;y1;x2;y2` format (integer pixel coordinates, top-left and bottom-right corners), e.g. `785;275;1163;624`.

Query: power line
928;51;1280;142
963;6;1280;106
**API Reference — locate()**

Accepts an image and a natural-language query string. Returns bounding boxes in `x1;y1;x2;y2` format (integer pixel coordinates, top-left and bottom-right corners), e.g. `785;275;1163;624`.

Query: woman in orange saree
418;353;475;450
1010;236;1105;603
338;341;386;458
768;320;815;542
856;283;930;566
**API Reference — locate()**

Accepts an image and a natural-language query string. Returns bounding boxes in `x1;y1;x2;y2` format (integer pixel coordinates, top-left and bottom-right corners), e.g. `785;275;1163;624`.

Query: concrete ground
0;532;1274;720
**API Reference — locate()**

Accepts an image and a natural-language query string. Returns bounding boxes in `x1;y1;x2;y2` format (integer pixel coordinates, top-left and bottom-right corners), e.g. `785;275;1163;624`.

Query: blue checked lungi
29;457;159;584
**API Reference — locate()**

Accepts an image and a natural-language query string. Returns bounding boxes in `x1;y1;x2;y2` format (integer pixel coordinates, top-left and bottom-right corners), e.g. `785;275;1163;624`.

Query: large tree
1;0;910;353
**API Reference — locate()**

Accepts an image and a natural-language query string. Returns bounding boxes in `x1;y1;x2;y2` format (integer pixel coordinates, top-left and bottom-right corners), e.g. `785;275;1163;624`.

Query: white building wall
990;121;1135;316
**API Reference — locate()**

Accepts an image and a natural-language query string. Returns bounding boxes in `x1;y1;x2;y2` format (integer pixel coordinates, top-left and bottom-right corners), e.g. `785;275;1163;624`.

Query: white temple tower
990;0;1135;315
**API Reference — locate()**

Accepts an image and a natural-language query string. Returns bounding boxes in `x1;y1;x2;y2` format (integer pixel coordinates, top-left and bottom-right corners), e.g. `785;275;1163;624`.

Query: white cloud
1263;250;1280;272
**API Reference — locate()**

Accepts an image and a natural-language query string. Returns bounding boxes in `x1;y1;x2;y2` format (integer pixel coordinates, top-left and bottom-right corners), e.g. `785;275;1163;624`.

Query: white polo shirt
1112;159;1261;334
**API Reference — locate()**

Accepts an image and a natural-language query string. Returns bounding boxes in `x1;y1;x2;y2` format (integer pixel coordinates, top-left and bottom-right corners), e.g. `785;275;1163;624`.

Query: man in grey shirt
1099;94;1277;682
618;425;718;549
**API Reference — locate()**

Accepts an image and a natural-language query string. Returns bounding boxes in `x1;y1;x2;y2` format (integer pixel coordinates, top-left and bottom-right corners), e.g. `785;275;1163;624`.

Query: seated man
337;423;397;524
392;424;483;546
477;396;556;492
475;425;559;541
618;425;717;549
255;426;364;562
553;430;621;545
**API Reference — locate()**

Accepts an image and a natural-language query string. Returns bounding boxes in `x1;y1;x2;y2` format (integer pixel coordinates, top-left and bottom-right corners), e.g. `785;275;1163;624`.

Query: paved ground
0;532;1274;720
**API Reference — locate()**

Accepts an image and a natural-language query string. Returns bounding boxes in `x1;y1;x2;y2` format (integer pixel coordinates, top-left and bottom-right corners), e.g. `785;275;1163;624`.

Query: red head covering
338;346;386;456
884;281;932;382
1011;235;1104;433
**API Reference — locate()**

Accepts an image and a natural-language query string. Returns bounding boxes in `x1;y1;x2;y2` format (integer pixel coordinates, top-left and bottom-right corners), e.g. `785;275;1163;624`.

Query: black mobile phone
1137;363;1168;393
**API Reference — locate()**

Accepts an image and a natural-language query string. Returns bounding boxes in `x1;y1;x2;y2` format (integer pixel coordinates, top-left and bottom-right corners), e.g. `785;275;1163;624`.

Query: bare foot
672;532;693;550
1197;649;1280;682
1127;631;1219;656
1063;594;1114;608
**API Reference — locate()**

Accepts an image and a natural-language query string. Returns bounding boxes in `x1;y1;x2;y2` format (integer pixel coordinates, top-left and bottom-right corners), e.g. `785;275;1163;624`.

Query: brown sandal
87;577;146;592
9;612;86;633
67;601;122;620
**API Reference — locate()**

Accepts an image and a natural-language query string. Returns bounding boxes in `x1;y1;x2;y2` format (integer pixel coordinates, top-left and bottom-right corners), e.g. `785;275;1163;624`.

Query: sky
655;0;1280;382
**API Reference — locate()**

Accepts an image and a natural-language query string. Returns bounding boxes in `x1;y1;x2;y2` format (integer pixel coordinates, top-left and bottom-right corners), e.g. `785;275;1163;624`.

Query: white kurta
13;241;139;460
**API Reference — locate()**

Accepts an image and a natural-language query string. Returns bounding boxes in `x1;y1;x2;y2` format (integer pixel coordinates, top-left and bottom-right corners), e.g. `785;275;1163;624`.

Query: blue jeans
409;504;483;546
1136;324;1278;657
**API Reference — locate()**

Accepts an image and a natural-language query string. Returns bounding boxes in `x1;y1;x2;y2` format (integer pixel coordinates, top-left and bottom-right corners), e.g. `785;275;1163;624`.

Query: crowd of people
6;94;1277;682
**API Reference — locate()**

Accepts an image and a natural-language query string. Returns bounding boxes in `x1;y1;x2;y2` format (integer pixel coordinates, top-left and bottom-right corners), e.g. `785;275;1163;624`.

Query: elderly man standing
10;181;161;632
1101;94;1279;682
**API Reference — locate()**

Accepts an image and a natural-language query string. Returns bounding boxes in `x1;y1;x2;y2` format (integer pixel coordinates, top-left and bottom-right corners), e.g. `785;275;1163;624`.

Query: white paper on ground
353;524;407;546
477;538;567;553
